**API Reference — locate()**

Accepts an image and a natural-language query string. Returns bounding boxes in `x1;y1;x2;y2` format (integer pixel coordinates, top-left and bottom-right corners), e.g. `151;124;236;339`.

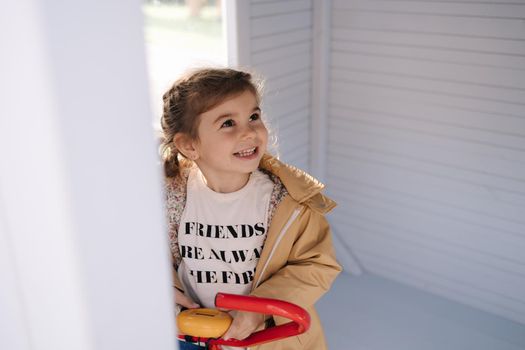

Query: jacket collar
259;154;336;214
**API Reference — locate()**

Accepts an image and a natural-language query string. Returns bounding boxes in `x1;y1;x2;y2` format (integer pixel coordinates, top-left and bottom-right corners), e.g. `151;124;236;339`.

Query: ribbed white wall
248;0;313;170
326;0;525;324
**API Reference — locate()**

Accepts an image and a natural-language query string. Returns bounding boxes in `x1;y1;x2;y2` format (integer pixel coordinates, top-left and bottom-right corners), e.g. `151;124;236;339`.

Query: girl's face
192;90;268;192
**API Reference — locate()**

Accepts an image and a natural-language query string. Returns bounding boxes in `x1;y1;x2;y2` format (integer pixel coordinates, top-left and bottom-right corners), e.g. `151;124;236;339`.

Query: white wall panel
333;28;525;56
332;53;525;89
266;69;312;92
243;0;314;169
252;11;312;37
332;11;525;39
332;41;525;70
334;0;525;18
327;0;525;325
251;0;312;17
251;42;311;65
252;28;311;52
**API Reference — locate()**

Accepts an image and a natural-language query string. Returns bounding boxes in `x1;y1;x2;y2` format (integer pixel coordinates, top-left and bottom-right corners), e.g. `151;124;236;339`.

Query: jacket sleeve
249;208;342;316
168;221;184;291
167;215;184;291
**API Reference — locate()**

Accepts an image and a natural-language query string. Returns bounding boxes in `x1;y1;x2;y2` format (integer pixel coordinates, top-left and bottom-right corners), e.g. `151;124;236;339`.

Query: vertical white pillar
224;0;251;68
0;198;31;350
0;1;176;349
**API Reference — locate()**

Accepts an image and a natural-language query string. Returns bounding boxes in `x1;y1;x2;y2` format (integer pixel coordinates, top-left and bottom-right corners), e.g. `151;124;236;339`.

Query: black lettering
209;249;221;260
249;246;262;260
220;270;234;283
254;222;265;236
190;269;256;284
220;250;231;263
217;225;226;239
233;271;241;284
241;224;255;238
208;249;230;263
195;247;204;260
227;225;238;238
231;250;248;263
190;270;203;283
241;270;254;284
205;224;213;238
184;222;195;235
206;271;217;283
180;245;207;260
197;223;204;237
180;245;190;258
183;222;268;239
189;270;217;283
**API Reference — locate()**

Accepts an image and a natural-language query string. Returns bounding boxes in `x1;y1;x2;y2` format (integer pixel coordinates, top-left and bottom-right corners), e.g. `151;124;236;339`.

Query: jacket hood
260;154;336;214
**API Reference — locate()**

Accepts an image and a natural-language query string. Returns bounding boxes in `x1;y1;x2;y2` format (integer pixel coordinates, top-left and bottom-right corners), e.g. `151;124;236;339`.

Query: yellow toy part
177;308;233;338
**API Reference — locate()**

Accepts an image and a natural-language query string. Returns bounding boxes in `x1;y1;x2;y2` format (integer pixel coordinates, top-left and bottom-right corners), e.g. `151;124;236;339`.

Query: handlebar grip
209;293;310;347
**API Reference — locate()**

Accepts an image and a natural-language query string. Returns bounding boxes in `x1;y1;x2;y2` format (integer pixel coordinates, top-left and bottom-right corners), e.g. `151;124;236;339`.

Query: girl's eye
220;119;235;128
249;113;260;121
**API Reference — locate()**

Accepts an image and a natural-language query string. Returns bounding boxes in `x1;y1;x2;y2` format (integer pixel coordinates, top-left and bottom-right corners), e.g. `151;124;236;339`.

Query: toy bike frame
178;293;311;349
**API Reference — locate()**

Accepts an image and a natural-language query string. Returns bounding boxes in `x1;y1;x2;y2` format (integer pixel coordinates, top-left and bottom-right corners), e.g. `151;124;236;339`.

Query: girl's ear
173;133;199;160
173;133;198;160
173;133;199;161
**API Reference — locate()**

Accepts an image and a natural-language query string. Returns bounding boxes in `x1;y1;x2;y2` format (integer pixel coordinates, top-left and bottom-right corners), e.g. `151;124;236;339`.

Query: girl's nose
240;124;257;139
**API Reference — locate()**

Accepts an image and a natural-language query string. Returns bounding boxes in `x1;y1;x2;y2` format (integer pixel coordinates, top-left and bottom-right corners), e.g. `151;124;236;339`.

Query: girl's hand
174;288;200;309
222;310;265;340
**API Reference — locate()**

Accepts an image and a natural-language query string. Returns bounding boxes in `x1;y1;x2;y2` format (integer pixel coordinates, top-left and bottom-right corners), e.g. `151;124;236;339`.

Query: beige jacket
170;154;342;350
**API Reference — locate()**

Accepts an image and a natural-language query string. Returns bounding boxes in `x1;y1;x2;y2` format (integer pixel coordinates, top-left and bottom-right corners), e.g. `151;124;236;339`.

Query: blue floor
317;273;525;350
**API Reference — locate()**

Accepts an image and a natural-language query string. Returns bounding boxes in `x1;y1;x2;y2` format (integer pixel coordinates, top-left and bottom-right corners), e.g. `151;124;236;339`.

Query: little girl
161;68;341;350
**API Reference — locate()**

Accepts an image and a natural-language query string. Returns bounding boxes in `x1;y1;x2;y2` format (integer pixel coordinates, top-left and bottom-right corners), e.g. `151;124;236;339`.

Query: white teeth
235;147;256;157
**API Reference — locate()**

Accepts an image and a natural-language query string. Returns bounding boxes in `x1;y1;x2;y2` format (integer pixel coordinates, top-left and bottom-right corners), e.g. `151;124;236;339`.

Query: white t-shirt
178;167;274;309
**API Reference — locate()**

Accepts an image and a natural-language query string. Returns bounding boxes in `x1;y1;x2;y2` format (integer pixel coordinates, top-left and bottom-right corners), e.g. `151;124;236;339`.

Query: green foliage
143;2;223;50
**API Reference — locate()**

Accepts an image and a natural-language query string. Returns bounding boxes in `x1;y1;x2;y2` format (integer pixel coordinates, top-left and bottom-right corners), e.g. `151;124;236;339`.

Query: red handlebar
178;293;311;348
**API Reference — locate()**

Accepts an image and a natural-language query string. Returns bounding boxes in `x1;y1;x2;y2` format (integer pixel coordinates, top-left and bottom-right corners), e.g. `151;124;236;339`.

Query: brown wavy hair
160;68;263;178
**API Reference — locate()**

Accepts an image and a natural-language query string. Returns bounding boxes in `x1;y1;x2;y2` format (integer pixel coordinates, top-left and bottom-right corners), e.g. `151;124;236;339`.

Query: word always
180;245;263;263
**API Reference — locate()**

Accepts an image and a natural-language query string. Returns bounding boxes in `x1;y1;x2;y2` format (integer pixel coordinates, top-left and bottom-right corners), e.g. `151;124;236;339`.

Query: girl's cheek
257;123;268;134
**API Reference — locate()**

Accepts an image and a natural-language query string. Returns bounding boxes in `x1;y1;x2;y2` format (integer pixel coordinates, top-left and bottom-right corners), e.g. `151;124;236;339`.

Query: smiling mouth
234;147;257;157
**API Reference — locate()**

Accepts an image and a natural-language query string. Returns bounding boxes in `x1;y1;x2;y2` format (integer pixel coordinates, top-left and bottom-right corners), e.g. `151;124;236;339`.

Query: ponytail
160;138;181;178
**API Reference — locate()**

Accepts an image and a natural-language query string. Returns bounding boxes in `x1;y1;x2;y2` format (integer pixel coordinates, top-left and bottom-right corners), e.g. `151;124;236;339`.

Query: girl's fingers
223;311;264;340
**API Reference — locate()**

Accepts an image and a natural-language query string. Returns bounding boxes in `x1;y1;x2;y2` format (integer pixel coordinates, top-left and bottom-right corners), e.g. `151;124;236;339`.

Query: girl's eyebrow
213;113;233;125
212;107;261;125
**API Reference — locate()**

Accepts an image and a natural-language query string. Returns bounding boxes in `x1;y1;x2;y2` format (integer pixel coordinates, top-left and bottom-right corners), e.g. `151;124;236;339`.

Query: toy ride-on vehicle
177;293;311;350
